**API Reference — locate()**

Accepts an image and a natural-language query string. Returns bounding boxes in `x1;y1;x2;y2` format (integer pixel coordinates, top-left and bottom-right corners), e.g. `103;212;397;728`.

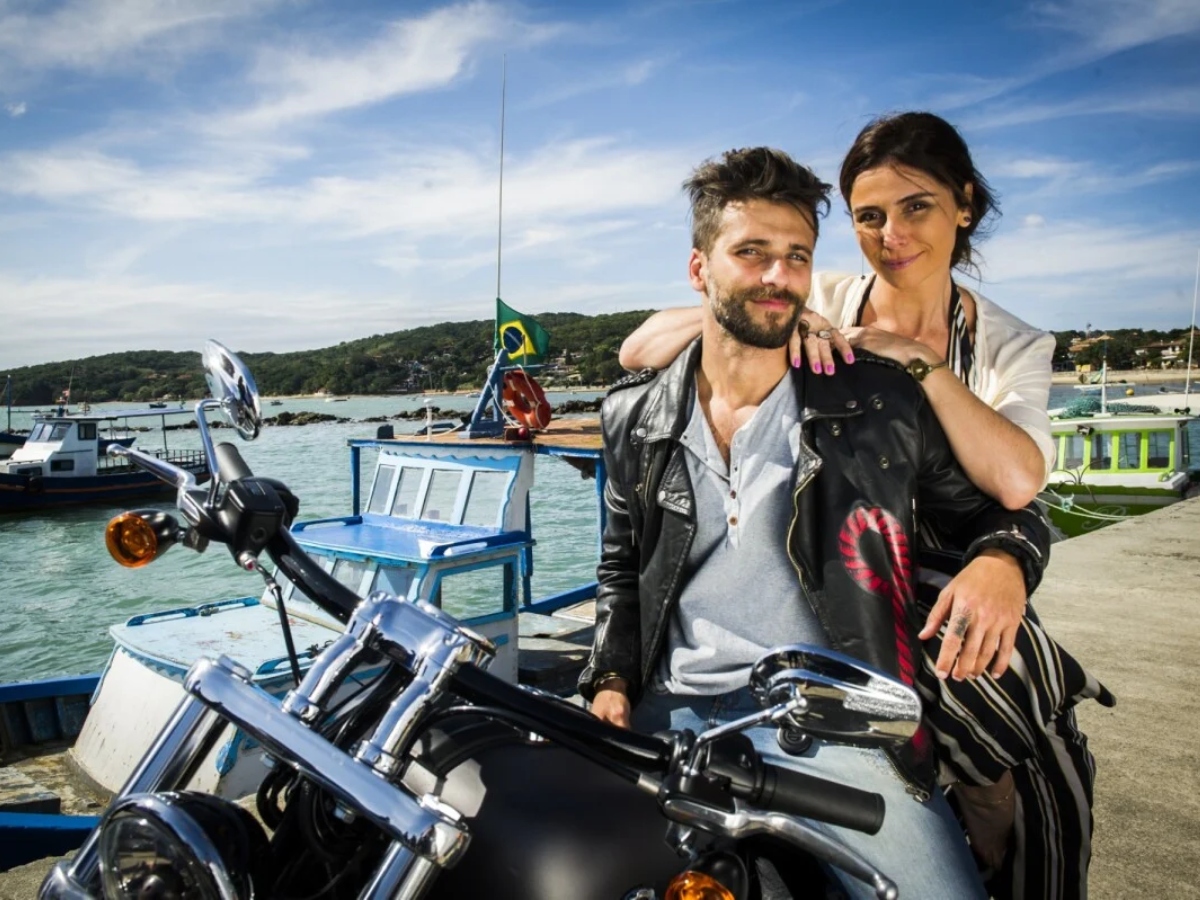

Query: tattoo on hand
952;615;970;639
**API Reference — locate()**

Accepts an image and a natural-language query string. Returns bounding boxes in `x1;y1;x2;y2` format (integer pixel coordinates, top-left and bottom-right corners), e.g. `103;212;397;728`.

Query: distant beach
1051;369;1195;385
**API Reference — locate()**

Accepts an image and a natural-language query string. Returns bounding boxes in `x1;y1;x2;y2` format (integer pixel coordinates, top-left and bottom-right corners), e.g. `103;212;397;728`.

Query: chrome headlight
98;792;268;900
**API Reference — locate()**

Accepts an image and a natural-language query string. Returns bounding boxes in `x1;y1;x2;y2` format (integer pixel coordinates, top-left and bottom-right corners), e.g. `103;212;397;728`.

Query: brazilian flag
495;298;551;364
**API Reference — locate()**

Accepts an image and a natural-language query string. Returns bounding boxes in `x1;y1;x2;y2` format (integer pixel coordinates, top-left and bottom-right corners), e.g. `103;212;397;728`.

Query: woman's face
848;163;971;292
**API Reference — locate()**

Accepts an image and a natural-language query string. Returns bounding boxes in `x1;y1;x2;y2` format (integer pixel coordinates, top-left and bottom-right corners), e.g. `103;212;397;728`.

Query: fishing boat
1040;394;1198;536
0;408;208;513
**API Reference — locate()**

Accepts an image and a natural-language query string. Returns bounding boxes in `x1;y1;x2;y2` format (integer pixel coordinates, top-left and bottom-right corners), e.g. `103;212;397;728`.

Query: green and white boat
1040;400;1198;537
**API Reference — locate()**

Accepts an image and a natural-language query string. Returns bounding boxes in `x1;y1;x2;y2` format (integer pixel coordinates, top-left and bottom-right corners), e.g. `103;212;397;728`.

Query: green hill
3;310;657;406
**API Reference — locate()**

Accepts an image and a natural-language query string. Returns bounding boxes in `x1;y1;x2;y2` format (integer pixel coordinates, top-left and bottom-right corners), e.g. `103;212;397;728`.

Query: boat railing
96;447;208;473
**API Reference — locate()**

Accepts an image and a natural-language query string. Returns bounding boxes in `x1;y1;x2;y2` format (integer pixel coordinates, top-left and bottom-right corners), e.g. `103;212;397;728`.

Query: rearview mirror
202;340;262;441
749;644;921;749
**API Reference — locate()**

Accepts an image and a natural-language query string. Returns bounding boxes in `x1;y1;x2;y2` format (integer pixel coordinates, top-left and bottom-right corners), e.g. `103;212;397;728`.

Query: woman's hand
919;549;1027;680
840;325;941;367
793;309;855;373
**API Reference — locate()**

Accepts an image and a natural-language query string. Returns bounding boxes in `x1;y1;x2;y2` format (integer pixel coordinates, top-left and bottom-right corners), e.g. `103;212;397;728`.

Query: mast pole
1186;248;1199;405
496;55;507;301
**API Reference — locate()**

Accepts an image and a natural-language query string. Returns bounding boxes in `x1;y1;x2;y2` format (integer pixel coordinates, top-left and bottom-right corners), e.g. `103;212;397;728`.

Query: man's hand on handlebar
590;680;631;729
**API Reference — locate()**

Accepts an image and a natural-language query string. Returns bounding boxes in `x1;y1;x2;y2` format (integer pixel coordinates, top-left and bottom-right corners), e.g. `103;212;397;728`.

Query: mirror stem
687;694;806;774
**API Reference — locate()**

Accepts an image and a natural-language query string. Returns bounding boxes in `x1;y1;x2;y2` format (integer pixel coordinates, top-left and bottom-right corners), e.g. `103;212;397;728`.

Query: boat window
28;424;47;442
1089;433;1112;470
422;469;463;522
1062;435;1085;469
1117;433;1141;470
49;423;69;441
371;566;415;599
77;423;96;440
16;466;40;475
463;471;508;527
330;558;371;594
1147;431;1172;469
390;468;423;518
50;458;75;472
432;565;506;618
368;464;398;514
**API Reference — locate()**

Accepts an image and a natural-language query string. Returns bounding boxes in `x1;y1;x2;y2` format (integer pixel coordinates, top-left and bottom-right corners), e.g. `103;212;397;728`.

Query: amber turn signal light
105;510;179;568
664;871;737;900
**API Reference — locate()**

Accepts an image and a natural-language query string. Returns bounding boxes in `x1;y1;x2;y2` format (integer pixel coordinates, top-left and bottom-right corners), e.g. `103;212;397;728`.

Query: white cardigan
810;272;1056;478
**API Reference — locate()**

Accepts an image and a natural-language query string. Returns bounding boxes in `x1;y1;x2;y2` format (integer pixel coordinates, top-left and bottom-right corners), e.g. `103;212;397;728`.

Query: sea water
0;393;603;682
2;383;1197;683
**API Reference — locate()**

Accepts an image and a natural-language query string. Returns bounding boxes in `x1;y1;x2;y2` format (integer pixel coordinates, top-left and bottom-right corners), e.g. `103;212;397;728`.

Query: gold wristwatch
905;359;949;382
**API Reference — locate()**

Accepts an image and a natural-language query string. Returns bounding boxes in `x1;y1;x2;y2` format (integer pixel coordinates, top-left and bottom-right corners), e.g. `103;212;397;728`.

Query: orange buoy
502;370;551;430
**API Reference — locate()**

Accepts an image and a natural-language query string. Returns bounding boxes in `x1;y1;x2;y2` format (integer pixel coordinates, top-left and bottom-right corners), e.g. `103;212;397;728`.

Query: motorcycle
41;341;922;900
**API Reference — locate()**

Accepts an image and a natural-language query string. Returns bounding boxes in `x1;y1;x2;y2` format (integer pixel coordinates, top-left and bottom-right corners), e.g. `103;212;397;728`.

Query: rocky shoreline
165;398;604;430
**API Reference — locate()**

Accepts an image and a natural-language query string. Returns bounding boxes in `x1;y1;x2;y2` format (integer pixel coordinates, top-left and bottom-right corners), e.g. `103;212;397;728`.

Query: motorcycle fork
48;692;226;894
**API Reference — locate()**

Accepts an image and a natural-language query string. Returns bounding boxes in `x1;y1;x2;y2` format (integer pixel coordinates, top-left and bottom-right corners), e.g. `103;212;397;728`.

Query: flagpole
496;55;507;301
1186;247;1199;405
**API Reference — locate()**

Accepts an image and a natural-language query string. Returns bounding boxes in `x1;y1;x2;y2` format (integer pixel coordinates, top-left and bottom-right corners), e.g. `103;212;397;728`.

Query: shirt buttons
730;490;737;499
728;515;738;526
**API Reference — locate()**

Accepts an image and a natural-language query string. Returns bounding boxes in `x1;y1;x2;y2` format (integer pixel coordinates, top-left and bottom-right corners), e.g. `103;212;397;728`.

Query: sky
1;0;1198;367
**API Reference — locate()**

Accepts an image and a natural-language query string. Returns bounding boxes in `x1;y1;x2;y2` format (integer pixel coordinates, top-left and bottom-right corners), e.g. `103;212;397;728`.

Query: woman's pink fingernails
824;363;835;375
792;355;801;369
811;362;822;374
844;352;855;363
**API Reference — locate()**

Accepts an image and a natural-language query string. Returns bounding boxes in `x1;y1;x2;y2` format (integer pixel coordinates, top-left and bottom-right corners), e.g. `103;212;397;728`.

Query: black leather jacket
580;341;1050;787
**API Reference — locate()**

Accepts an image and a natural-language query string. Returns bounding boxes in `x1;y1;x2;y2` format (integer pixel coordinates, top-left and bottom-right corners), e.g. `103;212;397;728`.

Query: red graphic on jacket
838;506;929;755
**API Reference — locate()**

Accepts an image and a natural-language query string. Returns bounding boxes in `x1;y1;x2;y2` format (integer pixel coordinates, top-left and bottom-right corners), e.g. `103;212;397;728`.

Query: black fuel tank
416;718;685;900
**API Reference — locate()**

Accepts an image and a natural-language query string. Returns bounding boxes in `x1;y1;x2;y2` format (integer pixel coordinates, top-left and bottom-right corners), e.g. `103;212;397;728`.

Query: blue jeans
633;687;986;900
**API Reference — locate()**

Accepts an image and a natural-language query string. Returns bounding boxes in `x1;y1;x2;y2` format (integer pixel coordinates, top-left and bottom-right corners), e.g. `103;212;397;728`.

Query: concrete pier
1030;496;1200;899
3;500;1199;898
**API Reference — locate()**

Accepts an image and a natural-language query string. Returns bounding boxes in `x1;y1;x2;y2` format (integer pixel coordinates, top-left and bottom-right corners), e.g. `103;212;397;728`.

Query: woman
620;112;1111;900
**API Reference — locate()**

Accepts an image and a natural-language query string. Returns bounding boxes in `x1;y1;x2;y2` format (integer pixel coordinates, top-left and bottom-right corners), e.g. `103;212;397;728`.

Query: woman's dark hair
839;111;998;272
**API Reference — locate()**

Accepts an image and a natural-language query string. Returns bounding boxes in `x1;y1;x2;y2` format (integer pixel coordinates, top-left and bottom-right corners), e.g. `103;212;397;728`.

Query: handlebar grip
758;763;886;835
214;442;254;482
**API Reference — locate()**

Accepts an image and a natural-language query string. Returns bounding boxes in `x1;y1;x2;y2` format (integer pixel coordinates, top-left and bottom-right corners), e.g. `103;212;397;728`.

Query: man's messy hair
684;147;832;253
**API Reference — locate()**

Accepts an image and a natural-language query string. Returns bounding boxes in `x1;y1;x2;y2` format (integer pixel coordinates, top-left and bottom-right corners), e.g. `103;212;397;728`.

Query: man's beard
708;283;806;349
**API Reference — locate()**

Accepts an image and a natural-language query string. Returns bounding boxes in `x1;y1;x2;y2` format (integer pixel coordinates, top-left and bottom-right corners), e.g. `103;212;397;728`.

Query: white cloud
986;154;1200;198
931;0;1200;113
978;218;1200;328
0;0;276;80
5;101;26;117
1030;0;1200;55
220;2;533;132
0;138;692;241
966;87;1200;130
523;56;671;109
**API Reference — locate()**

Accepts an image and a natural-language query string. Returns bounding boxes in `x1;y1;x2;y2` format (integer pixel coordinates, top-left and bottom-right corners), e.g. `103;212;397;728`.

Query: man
580;147;1049;898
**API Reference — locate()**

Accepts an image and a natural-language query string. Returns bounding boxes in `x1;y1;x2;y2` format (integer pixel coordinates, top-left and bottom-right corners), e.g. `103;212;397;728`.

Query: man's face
689;199;815;349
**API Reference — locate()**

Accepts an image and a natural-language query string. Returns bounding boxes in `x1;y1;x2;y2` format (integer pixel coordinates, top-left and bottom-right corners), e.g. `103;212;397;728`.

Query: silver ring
815;329;834;340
